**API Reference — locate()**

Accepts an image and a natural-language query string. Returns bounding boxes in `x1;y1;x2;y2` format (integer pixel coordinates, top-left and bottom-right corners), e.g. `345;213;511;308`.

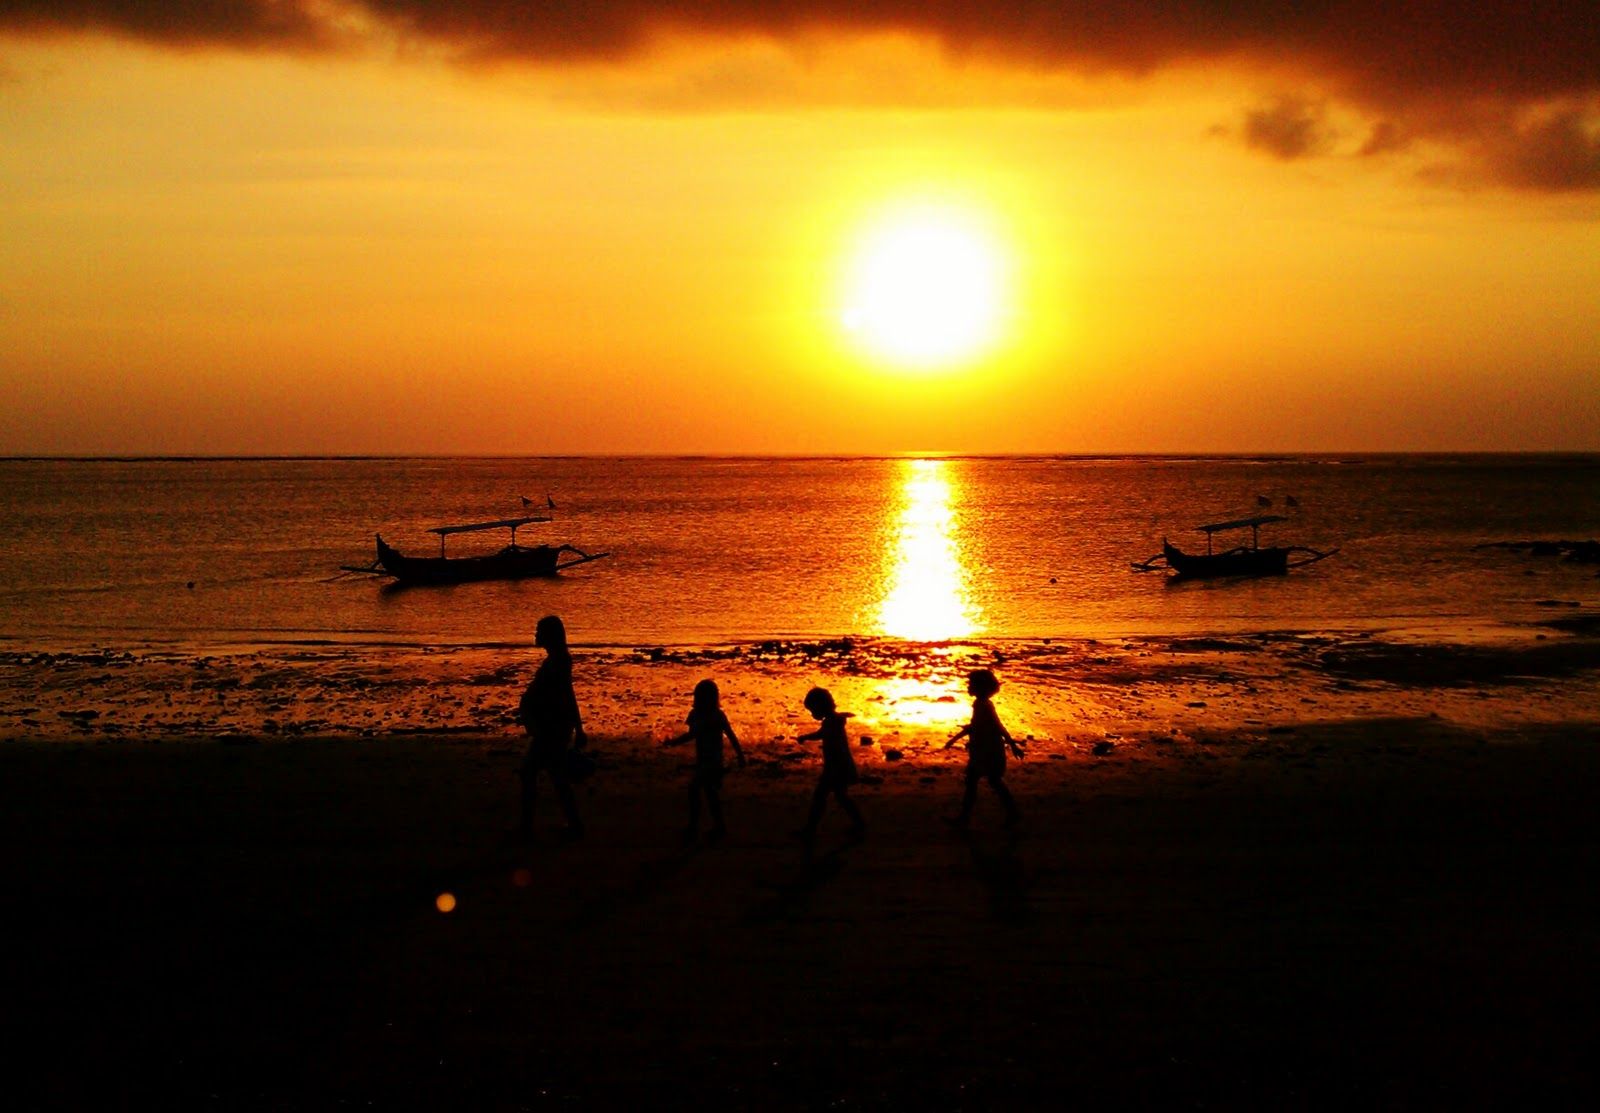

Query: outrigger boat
1132;514;1337;579
342;515;609;586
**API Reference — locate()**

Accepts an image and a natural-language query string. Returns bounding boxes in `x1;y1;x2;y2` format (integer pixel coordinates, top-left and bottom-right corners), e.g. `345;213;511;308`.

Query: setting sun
840;204;1009;369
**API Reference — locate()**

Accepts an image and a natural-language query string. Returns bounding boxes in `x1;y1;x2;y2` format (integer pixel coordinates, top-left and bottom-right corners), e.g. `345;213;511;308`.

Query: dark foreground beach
4;624;1599;1108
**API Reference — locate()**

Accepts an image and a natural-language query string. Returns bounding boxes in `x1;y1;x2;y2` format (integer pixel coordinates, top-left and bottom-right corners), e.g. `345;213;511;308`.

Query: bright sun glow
841;205;1008;368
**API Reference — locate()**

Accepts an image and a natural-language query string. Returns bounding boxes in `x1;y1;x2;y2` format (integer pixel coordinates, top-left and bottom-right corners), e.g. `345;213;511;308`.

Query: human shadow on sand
743;840;856;925
954;827;1036;925
565;842;706;930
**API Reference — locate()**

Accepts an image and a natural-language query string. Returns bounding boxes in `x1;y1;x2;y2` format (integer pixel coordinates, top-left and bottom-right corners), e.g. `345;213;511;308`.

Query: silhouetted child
666;679;746;841
796;687;865;841
943;669;1023;828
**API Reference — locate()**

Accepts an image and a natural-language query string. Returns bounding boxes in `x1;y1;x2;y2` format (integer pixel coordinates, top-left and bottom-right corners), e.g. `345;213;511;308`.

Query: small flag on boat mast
521;494;557;511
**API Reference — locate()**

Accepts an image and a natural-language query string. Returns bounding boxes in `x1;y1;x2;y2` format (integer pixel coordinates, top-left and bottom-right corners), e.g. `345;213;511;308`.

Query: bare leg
705;781;726;836
834;786;865;832
550;767;582;836
801;780;829;836
957;773;980;823
518;766;537;834
687;777;703;833
989;775;1020;826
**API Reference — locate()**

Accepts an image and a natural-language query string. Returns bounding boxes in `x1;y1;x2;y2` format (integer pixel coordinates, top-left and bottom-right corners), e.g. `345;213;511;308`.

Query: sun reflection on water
869;674;971;731
877;458;982;641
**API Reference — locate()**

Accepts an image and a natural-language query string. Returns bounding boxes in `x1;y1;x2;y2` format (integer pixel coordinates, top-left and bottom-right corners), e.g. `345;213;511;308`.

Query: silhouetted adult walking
517;614;587;840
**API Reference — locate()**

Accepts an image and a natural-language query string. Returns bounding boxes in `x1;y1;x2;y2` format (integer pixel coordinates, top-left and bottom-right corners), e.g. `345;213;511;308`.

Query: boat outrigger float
341;515;609;586
1132;514;1337;579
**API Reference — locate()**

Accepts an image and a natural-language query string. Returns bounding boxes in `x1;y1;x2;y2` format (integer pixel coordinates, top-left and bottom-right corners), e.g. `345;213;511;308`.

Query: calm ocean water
2;456;1596;649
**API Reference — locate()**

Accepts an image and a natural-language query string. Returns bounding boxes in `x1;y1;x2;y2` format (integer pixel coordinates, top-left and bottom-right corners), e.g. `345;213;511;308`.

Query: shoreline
5;620;1597;749
3;604;1592;653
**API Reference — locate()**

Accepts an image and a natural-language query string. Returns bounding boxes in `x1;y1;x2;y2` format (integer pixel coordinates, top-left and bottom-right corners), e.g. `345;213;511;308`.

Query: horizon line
4;450;1600;464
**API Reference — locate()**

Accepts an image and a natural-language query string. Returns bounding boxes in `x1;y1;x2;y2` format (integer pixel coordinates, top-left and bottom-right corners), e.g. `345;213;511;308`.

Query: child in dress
943;668;1023;828
667;679;745;841
795;686;865;841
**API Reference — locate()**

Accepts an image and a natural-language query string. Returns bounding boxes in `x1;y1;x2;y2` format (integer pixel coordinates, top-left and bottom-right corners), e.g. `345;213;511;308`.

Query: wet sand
3;626;1599;1107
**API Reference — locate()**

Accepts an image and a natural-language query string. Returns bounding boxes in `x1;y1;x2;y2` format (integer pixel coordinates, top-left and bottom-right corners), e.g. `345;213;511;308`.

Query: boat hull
376;537;561;585
1162;541;1290;579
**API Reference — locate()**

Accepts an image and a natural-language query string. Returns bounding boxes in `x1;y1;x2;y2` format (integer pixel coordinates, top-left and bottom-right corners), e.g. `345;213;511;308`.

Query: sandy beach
4;621;1599;1108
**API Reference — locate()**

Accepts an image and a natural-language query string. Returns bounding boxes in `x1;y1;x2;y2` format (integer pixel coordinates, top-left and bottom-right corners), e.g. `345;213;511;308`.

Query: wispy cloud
1242;96;1334;161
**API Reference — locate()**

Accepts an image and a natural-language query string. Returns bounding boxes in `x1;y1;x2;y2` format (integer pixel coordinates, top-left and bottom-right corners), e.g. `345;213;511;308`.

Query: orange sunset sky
2;3;1597;456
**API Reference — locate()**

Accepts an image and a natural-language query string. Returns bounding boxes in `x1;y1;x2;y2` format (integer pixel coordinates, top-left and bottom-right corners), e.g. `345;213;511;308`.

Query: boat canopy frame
427;515;553;556
1194;514;1288;554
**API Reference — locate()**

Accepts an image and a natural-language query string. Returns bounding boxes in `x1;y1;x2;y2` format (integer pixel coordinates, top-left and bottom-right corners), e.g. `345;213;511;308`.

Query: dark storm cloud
4;2;1598;189
6;1;1596;98
1484;109;1600;192
0;1;335;50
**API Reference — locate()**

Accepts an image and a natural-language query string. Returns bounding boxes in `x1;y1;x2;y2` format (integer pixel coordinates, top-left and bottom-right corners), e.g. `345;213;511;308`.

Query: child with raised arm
666;679;745;841
943;668;1023;828
795;686;865;842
